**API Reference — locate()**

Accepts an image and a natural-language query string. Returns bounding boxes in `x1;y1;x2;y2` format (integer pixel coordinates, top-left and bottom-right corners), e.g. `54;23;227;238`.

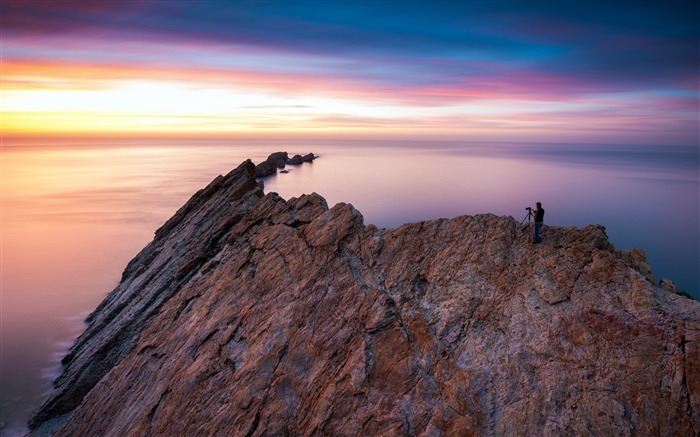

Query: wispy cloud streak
2;0;697;143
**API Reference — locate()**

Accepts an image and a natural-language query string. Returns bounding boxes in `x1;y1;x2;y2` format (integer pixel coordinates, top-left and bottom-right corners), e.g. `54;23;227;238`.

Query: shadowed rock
288;153;316;165
255;152;316;177
29;157;699;436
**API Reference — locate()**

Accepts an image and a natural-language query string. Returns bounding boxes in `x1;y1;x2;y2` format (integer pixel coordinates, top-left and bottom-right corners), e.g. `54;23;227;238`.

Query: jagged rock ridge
30;157;699;436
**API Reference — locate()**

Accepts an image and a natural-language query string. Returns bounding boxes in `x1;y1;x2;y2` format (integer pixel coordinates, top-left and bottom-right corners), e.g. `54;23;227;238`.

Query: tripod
517;208;534;235
521;208;534;226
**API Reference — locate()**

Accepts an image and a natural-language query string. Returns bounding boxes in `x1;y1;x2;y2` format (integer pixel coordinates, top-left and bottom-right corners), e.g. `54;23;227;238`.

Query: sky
1;0;698;144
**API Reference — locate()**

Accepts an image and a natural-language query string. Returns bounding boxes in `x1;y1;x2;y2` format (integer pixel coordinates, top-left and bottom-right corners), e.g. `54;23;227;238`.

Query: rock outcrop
255;152;316;177
30;157;699;436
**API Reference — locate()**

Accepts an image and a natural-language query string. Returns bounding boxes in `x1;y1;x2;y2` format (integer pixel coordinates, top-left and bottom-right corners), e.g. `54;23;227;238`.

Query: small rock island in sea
29;153;699;436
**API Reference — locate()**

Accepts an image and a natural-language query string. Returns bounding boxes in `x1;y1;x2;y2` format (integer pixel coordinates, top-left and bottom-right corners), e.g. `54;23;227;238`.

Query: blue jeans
534;222;543;243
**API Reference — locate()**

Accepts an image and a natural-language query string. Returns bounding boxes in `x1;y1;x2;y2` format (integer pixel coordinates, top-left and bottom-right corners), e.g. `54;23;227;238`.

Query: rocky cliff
29;157;699;436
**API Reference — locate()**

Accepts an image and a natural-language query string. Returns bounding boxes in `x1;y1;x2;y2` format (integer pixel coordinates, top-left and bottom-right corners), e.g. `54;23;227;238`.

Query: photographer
529;202;545;243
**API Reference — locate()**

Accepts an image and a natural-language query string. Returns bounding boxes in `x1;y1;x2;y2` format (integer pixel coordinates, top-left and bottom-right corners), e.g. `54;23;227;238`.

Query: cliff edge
29;158;699;436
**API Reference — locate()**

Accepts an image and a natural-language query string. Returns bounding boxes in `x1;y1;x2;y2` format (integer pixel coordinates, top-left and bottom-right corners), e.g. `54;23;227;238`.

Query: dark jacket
535;207;545;223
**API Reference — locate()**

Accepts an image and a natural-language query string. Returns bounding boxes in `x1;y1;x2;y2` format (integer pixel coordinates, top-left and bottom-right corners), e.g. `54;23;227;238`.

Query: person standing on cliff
532;202;545;244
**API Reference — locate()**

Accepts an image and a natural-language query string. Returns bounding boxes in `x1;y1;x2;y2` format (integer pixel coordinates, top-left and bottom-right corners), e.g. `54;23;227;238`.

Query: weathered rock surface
30;157;699;436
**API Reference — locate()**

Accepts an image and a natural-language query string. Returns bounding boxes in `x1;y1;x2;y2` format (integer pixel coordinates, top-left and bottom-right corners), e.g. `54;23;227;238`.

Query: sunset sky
2;0;698;144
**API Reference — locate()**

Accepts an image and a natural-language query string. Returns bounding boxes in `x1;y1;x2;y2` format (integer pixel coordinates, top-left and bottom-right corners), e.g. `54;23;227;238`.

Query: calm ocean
2;138;698;435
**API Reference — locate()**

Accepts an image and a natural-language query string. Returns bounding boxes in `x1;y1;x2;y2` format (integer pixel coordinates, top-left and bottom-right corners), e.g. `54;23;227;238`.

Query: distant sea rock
288;153;316;165
255;152;316;177
29;156;699;436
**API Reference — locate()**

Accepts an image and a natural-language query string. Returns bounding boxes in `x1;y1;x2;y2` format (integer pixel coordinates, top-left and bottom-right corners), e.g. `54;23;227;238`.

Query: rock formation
29;157;699;436
255;152;316;177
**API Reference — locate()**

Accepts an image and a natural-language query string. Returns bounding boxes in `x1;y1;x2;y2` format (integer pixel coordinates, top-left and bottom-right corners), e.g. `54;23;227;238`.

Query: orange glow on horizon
2;58;695;145
0;60;519;137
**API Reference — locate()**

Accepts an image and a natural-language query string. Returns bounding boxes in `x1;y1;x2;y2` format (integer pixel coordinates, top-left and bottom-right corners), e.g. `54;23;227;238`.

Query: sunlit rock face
30;158;699;436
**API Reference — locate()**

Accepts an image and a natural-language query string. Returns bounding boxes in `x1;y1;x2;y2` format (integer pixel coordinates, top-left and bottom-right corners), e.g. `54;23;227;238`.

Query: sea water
1;138;698;435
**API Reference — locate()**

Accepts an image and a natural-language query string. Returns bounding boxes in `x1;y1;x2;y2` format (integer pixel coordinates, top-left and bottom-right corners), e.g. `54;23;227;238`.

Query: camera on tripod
521;206;534;225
